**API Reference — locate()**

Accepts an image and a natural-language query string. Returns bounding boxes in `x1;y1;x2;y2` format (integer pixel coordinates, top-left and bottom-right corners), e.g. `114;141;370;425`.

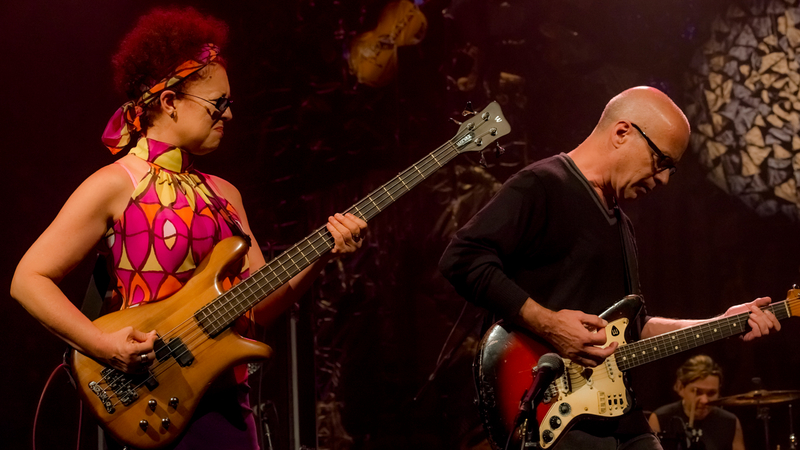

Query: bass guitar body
475;296;644;449
70;101;512;449
71;237;273;449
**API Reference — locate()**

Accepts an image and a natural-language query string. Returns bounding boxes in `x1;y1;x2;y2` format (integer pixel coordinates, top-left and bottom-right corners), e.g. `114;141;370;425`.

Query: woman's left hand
327;213;368;255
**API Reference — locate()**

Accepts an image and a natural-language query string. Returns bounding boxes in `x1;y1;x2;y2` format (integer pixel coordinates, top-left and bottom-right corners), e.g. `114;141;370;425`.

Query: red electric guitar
474;289;800;449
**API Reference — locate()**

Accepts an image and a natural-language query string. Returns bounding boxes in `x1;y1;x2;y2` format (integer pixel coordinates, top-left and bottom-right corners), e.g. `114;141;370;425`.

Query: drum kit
709;389;799;450
659;388;799;450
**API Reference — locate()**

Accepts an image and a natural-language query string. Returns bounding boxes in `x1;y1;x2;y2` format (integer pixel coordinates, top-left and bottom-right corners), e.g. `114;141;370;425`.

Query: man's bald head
568;86;692;203
595;87;690;157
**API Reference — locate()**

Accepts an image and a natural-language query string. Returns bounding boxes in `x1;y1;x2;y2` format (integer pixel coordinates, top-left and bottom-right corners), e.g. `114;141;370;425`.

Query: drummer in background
649;354;745;450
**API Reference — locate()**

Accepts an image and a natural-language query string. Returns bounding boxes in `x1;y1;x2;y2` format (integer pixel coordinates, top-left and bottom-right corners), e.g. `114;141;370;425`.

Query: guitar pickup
154;337;194;367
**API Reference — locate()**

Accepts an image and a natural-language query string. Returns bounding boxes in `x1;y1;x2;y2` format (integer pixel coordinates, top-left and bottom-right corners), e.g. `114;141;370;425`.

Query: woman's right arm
10;162;156;372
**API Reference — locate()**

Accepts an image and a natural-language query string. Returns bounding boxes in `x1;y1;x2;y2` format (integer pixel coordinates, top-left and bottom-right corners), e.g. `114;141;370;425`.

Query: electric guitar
474;289;800;450
71;102;510;449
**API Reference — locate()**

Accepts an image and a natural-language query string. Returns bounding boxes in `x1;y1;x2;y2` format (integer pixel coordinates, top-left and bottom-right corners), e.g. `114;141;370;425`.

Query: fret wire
348;144;459;222
349;143;455;219
618;310;758;371
204;141;465;331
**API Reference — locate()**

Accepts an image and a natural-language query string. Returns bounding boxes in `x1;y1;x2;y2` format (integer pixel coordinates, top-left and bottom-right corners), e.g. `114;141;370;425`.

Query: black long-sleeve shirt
440;153;640;319
439;153;653;438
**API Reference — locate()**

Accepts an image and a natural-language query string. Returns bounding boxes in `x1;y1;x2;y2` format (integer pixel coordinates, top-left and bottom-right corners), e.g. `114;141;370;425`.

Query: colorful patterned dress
100;138;259;450
100;138;250;311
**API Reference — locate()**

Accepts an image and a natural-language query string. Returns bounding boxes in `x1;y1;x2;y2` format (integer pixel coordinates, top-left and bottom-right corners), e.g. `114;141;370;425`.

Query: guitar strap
195;172;253;248
614;205;649;337
80;255;110;321
614;205;641;296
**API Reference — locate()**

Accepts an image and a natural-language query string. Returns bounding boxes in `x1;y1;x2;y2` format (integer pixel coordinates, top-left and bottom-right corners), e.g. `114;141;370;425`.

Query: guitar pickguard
476;291;799;450
535;317;632;447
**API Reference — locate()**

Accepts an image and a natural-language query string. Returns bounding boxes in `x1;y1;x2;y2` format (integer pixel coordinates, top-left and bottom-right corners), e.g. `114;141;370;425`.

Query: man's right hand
519;299;617;367
96;327;158;373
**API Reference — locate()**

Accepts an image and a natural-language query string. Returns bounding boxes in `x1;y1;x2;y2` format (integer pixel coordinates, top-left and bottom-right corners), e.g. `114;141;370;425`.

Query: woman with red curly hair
11;7;366;449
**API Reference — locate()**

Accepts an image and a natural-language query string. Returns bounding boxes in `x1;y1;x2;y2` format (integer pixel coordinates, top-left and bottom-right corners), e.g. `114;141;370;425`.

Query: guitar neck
195;140;461;335
615;300;795;371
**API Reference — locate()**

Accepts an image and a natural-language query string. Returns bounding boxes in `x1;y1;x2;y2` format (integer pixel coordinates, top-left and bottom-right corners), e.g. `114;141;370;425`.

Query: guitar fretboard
615;300;794;371
191;111;505;336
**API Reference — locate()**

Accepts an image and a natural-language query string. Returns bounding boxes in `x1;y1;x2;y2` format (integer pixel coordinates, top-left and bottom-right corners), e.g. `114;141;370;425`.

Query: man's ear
611;121;632;149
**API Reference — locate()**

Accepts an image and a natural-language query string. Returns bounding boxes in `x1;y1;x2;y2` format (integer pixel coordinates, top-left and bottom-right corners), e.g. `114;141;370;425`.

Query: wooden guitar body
71;237;273;449
70;102;511;448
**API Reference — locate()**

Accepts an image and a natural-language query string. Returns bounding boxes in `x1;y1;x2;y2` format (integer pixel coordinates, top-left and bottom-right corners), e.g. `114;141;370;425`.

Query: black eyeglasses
175;92;232;116
631;123;676;176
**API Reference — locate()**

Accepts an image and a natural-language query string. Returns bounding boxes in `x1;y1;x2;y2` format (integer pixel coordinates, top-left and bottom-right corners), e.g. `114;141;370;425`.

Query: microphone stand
753;378;772;450
505;354;564;450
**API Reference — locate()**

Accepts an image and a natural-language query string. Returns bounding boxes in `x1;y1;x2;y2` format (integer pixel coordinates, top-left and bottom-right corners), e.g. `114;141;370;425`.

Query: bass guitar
475;289;800;449
71;102;510;449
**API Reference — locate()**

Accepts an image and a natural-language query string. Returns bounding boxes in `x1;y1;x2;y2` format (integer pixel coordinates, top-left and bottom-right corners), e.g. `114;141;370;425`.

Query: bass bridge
89;367;159;414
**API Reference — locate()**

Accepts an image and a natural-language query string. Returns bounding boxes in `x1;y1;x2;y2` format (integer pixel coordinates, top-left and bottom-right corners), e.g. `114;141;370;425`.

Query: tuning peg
494;143;505;158
449;117;463;126
462;101;476;117
478;151;488;168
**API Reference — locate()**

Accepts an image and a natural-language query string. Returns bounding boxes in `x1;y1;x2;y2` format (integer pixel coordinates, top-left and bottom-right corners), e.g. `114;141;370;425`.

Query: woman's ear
159;90;178;119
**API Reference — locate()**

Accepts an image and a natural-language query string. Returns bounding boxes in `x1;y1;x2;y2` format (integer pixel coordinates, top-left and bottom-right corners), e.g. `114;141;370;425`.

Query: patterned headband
102;43;221;154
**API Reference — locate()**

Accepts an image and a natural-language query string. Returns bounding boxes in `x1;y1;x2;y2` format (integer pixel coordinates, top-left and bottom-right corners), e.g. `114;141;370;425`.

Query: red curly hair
112;6;229;100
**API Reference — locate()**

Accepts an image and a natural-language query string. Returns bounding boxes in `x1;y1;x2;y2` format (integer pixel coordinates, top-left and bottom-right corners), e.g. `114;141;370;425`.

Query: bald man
439;87;779;449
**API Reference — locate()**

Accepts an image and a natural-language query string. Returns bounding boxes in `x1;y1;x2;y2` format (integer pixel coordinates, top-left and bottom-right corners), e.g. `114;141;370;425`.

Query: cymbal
709;390;800;406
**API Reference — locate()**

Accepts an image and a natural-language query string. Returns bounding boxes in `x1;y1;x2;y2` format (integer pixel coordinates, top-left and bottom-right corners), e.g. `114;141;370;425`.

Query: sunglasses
631;123;676;176
175;92;232;116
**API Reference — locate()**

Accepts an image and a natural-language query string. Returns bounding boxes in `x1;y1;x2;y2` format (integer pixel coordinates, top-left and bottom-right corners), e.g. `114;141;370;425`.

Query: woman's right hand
97;327;158;373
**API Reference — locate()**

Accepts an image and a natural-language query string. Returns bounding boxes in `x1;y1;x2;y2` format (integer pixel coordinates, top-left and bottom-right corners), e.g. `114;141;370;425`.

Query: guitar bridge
90;367;159;414
89;381;115;414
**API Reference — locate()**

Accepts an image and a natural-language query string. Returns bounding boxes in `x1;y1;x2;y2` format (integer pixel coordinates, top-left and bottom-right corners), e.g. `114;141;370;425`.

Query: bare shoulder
205;174;243;203
66;159;141;221
78;162;134;200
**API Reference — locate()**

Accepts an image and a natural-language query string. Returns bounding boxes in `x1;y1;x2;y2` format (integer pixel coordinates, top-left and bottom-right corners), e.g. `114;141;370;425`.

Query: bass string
130;119;481;359
102;121;496;406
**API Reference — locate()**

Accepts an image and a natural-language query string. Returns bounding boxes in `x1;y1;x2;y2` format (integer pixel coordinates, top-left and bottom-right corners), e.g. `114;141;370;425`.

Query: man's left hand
723;297;781;341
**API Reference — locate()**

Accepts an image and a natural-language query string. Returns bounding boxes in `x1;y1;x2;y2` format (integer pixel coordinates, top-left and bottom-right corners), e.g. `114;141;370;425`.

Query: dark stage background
2;1;800;449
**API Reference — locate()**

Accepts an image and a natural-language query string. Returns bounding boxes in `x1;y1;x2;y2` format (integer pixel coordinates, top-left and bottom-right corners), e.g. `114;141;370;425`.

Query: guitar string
106;137;463;400
619;311;758;370
545;299;799;394
148;130;467;345
103;292;797;407
102;119;501;405
149;136;460;353
137;137;467;374
129;135;462;355
139;119;494;351
616;299;796;370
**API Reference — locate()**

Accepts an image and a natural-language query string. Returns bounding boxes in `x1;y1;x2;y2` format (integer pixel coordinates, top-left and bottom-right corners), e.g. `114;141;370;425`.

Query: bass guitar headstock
449;101;511;167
